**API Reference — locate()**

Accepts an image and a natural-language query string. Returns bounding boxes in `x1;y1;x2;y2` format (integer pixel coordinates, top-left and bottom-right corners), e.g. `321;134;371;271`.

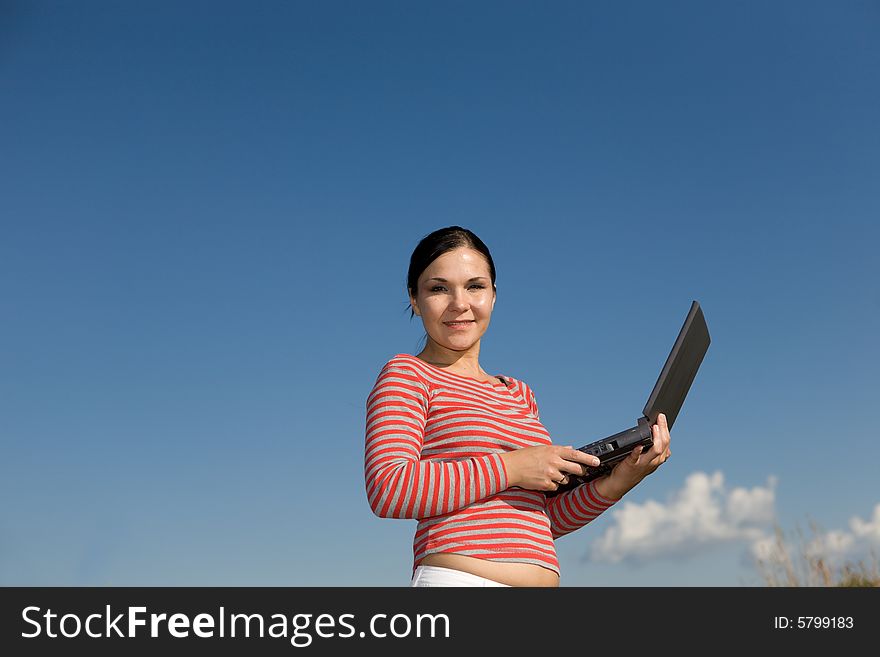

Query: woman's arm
544;477;621;538
364;364;509;519
547;413;673;538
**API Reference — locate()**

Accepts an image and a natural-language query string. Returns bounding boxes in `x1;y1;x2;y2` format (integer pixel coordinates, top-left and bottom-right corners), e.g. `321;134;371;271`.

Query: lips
444;320;474;328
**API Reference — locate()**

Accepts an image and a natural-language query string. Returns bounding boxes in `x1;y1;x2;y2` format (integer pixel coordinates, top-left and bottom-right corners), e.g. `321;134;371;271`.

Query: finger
563;446;601;468
660;414;671;449
558;456;596;476
651;424;664;457
559;462;586;477
629;445;643;464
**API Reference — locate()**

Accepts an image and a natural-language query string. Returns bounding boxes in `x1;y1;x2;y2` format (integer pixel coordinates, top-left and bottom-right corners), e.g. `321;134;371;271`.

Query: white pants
410;565;511;587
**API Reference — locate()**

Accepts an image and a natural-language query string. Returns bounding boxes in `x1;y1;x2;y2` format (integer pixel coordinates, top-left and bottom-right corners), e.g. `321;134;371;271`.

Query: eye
429;284;486;292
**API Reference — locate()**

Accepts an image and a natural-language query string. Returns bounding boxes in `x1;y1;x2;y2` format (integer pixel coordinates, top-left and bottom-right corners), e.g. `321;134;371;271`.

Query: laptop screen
642;300;711;429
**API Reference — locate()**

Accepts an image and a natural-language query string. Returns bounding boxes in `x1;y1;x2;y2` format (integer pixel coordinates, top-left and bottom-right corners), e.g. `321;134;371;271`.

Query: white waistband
410;565;511;587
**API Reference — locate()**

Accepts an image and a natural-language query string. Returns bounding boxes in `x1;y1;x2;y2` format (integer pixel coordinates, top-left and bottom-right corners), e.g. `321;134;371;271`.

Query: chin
448;339;480;351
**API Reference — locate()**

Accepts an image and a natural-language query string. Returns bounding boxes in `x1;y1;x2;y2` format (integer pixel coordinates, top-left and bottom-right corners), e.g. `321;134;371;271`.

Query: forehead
420;248;491;280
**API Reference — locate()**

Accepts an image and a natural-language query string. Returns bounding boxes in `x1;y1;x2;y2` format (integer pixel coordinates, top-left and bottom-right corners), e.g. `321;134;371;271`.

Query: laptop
547;300;711;496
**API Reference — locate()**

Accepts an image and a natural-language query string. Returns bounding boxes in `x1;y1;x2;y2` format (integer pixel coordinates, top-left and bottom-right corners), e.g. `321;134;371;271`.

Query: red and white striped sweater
364;353;619;575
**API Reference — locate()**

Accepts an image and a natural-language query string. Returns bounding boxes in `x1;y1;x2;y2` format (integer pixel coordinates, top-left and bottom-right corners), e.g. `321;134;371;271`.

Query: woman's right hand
499;445;601;492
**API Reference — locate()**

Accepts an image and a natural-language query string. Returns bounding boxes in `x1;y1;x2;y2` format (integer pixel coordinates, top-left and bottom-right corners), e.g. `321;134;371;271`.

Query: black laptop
547;300;711;496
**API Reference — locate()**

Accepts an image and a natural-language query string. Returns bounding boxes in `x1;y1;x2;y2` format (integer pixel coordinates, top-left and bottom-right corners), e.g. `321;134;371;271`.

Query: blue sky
2;1;878;587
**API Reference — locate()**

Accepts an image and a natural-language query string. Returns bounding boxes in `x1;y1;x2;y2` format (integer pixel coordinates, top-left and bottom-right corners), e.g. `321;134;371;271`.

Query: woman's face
409;247;496;354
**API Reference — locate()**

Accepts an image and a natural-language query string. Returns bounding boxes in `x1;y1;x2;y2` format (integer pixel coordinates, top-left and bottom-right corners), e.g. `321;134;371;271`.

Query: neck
418;342;483;376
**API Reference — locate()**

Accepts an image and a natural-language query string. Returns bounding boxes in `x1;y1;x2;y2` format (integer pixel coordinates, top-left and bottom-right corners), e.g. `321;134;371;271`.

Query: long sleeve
525;385;620;538
364;363;508;519
545;478;619;539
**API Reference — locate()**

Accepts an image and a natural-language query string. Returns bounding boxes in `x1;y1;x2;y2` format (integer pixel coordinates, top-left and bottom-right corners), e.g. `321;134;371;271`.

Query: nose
449;288;470;312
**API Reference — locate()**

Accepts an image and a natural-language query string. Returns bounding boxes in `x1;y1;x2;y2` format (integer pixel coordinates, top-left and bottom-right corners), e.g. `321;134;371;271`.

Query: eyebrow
426;277;490;283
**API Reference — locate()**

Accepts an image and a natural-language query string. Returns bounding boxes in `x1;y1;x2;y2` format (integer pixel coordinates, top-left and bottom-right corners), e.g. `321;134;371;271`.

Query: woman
364;226;671;587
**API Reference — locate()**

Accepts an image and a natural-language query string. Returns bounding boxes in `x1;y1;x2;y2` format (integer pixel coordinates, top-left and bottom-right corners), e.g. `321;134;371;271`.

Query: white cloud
746;504;880;585
585;470;880;579
851;504;880;543
757;503;880;567
588;471;777;563
750;533;787;564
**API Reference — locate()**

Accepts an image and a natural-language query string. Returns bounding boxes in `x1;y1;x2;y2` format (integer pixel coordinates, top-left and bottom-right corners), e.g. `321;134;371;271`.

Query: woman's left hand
598;413;672;500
